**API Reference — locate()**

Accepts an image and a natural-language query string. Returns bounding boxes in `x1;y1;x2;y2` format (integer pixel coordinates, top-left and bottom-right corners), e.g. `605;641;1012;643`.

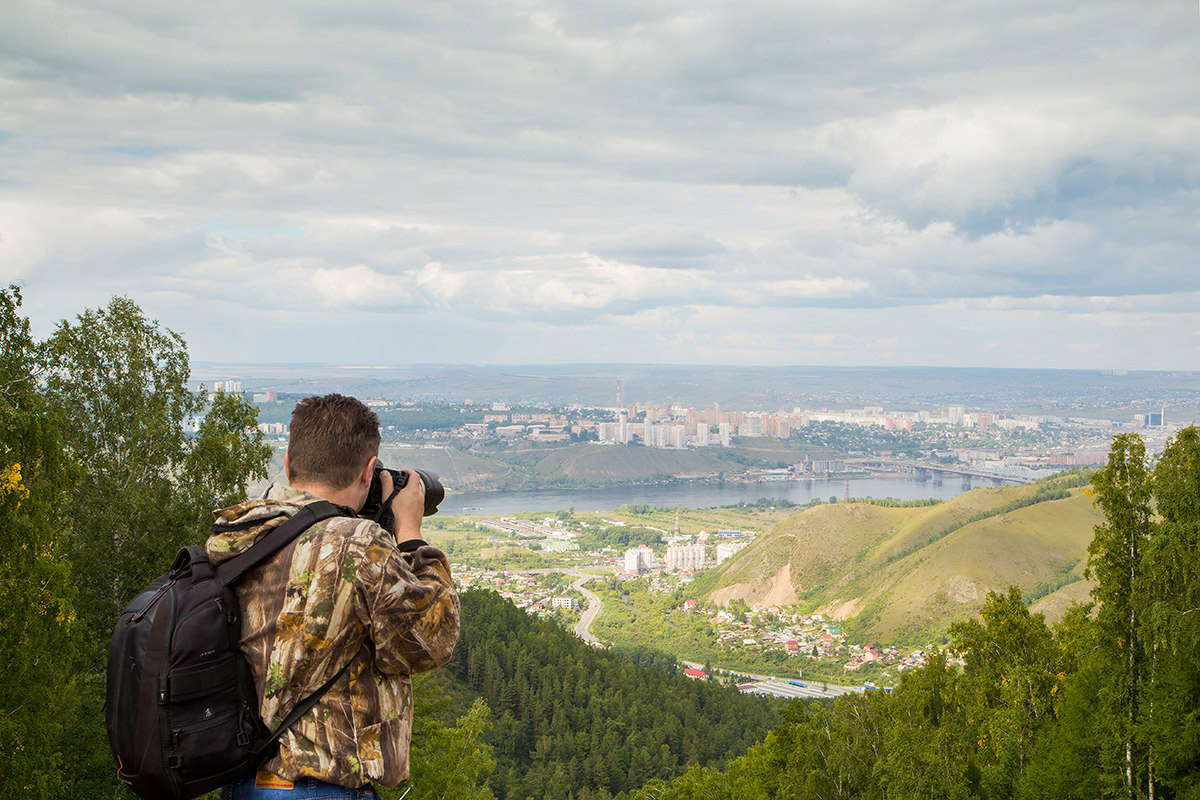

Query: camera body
361;462;445;533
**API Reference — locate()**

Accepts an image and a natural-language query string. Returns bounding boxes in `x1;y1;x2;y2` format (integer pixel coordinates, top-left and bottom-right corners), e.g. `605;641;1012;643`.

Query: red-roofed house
683;668;708;680
683;599;698;611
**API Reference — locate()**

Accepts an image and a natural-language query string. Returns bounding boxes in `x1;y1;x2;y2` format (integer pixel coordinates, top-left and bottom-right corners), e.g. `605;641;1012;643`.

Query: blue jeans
221;776;382;799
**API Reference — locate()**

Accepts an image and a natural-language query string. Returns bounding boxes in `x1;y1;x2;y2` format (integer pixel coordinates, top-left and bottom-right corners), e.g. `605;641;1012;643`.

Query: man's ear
284;451;292;482
361;455;378;487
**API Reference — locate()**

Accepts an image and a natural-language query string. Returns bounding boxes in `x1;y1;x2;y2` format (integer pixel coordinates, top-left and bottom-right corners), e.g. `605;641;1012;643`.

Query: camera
360;462;445;531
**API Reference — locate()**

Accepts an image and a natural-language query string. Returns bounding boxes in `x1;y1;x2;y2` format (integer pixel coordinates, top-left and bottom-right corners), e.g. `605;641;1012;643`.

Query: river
444;475;977;515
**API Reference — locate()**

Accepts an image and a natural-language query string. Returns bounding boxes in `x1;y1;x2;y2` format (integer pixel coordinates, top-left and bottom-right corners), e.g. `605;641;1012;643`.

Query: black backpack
106;501;350;799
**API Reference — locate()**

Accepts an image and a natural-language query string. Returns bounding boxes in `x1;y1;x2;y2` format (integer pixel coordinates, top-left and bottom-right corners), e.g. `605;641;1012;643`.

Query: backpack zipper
157;590;184;797
173;595;226;630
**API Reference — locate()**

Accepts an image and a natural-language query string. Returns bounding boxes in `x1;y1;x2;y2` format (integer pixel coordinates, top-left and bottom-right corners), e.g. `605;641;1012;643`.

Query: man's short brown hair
288;394;381;489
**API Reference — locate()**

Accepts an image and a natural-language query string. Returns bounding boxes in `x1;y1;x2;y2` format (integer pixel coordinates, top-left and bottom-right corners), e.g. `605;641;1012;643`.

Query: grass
697;475;1105;643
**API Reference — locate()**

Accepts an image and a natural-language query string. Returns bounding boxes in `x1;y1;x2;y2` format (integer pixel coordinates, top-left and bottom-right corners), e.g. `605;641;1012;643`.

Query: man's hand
379;467;425;543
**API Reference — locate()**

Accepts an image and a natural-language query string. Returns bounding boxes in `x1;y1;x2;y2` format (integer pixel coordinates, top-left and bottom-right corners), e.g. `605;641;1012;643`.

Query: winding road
568;570;860;697
570;574;604;644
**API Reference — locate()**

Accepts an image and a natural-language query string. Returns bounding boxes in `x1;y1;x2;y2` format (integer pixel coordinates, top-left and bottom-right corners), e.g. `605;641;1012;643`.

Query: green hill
695;473;1100;641
531;441;839;483
533;443;729;481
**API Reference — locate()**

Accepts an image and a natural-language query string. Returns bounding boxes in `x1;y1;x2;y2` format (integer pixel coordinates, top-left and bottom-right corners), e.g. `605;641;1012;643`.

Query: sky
1;1;1198;369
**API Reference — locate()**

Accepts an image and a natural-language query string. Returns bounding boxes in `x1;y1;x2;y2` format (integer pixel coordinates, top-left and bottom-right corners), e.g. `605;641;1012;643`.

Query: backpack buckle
236;730;251;747
167;754;182;770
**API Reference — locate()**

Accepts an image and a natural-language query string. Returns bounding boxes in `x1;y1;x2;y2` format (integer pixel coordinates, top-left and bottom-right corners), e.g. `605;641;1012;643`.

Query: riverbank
444;475;967;514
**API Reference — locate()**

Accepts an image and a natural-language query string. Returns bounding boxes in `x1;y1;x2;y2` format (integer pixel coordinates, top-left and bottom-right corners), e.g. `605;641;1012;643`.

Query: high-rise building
696;423;710;446
617;410;629;443
718;422;732;446
670;426;685;448
664;543;706;571
623;546;656;575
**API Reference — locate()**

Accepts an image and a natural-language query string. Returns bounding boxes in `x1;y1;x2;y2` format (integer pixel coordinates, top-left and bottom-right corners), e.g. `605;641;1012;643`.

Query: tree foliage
0;291;273;797
0;287;78;798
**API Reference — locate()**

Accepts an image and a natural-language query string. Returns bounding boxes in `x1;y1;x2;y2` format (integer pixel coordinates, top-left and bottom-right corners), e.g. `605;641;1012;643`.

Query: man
206;394;459;799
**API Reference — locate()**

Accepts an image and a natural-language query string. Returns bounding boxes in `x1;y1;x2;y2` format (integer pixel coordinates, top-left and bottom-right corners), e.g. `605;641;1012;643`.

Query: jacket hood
205;483;322;566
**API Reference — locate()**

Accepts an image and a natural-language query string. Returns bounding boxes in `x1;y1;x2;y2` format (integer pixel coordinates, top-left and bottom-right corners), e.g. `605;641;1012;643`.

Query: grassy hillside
696;473;1100;642
531;441;840;483
533;443;728;481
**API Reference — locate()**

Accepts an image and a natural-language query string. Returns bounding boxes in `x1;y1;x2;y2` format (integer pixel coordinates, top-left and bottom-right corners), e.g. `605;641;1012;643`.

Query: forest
435;590;778;800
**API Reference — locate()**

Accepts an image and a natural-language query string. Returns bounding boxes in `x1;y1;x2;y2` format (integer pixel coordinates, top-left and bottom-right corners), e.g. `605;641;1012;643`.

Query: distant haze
2;2;1198;369
191;363;1200;420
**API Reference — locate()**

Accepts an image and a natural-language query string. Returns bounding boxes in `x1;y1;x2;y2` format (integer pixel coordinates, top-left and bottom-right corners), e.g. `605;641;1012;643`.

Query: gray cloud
1;0;1197;368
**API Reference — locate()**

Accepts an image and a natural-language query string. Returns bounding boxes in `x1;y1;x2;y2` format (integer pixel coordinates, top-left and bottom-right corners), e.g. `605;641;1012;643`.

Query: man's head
285;394;380;506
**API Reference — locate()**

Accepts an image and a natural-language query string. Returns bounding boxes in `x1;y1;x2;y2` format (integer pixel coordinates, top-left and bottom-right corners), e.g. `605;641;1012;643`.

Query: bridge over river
853;459;1032;485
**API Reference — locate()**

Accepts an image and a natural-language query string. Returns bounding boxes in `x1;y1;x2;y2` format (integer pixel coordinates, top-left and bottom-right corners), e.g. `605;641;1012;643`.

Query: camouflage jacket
205;484;459;787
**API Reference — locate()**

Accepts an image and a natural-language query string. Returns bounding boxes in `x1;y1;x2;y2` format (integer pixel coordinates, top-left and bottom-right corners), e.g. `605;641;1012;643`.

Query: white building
696;423;710;446
718;422;732;446
670;426;686;448
715;541;747;565
551;596;580;610
624;546;656;575
664;543;706;571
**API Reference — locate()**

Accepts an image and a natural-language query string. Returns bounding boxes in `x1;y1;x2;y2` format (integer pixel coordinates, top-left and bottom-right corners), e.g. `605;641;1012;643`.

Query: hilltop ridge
692;474;1100;641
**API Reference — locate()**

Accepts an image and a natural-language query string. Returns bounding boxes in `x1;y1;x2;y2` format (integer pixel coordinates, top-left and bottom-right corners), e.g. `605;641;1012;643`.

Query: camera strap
373;487;403;526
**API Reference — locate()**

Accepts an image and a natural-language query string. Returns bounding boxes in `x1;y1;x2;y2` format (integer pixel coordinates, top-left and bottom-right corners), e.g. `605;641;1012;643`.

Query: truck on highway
788;680;807;688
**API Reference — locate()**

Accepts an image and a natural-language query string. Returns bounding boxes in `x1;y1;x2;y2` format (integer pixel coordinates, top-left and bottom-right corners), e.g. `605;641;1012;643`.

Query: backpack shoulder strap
215;500;346;586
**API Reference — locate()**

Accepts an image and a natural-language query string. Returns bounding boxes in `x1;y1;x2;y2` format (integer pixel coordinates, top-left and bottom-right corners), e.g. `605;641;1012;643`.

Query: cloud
0;0;1197;368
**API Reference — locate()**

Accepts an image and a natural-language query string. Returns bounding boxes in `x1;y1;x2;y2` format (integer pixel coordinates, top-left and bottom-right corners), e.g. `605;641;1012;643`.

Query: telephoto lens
361;463;445;533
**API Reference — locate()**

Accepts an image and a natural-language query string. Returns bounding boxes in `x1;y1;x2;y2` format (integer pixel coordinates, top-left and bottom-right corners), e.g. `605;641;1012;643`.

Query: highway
679;660;859;699
738;678;862;700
